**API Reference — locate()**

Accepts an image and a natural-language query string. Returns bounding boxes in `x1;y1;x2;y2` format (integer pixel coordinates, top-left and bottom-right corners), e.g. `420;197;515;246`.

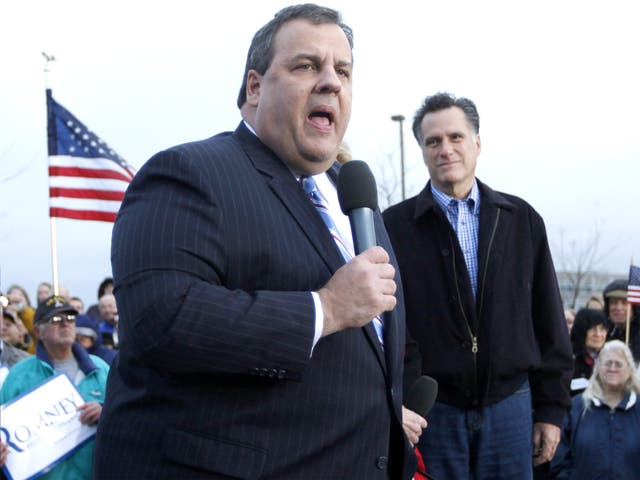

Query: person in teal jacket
0;295;109;480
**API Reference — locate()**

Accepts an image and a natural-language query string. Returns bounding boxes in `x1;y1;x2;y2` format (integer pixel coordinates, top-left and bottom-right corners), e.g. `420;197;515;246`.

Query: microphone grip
348;208;376;254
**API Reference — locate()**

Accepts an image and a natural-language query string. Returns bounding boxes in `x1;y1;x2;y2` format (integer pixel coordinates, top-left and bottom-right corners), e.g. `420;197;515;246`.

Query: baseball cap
34;295;78;325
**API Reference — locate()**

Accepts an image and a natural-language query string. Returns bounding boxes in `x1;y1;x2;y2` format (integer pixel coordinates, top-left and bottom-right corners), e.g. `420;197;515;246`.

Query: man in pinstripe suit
93;4;416;479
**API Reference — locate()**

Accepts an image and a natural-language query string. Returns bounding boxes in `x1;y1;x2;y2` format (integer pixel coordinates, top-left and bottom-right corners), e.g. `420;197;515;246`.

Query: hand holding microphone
318;161;396;337
403;376;438;445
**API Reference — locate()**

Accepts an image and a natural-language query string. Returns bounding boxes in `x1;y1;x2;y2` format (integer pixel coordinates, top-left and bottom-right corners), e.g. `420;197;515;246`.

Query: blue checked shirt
431;181;481;298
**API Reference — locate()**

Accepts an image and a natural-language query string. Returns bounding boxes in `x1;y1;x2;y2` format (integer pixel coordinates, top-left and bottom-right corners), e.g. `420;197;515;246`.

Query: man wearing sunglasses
0;295;110;480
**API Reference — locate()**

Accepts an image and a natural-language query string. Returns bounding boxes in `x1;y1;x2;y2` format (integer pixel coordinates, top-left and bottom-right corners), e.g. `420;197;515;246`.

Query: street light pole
391;114;406;200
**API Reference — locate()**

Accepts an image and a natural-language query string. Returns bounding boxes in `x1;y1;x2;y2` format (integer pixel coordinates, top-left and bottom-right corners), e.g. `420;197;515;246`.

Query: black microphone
405;375;438;418
337;160;378;254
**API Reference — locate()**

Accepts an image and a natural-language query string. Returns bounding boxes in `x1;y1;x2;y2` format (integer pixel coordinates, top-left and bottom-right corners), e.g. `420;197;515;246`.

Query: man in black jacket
384;92;573;480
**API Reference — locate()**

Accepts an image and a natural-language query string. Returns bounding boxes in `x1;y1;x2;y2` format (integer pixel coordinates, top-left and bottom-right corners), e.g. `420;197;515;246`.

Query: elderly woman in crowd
569;308;608;395
551;340;640;479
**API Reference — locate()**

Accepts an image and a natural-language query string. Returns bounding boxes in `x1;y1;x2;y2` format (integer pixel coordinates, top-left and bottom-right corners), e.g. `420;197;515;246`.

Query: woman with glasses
551;340;640;479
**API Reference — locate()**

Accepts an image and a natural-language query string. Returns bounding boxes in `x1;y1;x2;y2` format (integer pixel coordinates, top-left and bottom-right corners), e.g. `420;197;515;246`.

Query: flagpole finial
42;51;56;73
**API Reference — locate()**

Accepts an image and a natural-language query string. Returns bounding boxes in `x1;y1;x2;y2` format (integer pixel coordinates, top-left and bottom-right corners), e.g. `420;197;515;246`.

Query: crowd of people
2;274;637;480
0;278;119;479
2;3;640;480
1;278;118;374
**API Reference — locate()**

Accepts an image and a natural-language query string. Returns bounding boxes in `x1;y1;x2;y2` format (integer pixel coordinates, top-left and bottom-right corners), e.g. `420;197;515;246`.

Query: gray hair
237;3;353;108
582;340;640;411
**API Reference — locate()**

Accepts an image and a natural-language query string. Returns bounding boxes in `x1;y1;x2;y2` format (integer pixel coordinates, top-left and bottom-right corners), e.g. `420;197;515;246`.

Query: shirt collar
592;391;637;410
431;180;480;215
243;119;257;136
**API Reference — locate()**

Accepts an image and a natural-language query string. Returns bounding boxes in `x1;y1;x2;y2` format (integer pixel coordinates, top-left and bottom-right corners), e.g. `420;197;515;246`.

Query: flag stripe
49;165;132;182
49;187;125;201
49;176;130;191
50;197;122;213
49;155;133;174
50;207;117;222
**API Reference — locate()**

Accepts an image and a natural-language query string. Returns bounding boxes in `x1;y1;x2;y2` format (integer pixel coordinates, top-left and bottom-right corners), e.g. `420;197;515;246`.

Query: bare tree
555;223;613;308
370;152;401;211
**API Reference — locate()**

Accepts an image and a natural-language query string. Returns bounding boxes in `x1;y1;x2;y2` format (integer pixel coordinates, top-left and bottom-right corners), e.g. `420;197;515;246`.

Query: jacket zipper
451;242;478;369
451;208;501;402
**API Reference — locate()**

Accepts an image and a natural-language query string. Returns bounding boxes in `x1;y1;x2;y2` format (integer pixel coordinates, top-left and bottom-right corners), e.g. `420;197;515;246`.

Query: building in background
556;270;624;309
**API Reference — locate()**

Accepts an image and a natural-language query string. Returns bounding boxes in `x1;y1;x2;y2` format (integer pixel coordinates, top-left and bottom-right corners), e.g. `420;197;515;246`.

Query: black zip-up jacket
383;179;573;427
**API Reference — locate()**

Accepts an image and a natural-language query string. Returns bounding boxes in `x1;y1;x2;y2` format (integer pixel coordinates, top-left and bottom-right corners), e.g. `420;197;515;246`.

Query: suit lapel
235;123;389;373
234;123;344;273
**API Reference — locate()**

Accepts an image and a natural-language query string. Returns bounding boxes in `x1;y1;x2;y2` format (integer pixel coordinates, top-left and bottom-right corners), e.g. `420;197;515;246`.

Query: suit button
375;456;388;469
277;369;286;380
250;368;259;375
259;368;268;377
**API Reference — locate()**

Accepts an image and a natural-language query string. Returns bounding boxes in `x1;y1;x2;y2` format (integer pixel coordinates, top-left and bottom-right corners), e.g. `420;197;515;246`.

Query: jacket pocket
162;426;267;479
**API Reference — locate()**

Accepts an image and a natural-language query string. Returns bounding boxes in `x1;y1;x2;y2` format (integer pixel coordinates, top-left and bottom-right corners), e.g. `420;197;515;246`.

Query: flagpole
627;257;634;346
43;52;60;297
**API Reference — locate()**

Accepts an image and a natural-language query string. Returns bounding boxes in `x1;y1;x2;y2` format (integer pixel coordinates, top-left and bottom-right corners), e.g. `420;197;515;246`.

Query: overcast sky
1;0;638;307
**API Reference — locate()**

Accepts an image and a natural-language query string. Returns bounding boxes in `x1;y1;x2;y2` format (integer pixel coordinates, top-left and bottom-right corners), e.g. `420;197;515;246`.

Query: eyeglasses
602;360;627;370
47;314;76;325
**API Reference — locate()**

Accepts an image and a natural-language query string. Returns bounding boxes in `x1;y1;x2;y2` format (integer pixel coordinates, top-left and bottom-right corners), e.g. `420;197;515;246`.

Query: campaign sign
1;373;96;480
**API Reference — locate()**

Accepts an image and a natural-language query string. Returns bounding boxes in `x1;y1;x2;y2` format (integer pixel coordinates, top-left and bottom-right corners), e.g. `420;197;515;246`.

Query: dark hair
237;3;353;109
570;308;607;355
97;277;114;299
412;92;480;144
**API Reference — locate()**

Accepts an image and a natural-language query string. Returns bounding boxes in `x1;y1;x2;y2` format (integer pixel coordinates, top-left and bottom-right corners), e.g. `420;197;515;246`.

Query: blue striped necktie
301;175;385;345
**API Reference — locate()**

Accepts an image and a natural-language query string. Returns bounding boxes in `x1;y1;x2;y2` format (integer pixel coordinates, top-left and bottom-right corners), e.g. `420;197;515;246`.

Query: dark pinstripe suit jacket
93;123;415;479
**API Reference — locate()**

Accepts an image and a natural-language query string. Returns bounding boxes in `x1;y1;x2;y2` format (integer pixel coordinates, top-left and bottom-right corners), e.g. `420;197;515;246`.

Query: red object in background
414;446;429;480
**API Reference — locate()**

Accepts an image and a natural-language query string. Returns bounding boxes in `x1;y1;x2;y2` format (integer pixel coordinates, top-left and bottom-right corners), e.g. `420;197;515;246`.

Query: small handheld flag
629;264;640;306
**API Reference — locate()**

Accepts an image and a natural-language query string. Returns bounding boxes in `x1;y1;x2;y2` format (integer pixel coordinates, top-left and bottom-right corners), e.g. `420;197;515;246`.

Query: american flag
46;89;135;222
629;264;640;305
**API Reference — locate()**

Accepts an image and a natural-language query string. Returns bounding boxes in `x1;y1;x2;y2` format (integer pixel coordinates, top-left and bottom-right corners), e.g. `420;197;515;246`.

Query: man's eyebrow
290;53;320;63
289;53;352;68
335;59;352;68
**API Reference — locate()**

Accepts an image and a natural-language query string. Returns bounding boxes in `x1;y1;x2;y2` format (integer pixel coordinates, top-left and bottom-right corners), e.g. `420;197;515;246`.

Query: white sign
1;373;96;480
570;377;589;392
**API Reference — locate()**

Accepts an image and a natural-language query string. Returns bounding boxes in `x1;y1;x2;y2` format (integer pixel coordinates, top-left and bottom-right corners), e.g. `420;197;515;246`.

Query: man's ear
245;70;261;107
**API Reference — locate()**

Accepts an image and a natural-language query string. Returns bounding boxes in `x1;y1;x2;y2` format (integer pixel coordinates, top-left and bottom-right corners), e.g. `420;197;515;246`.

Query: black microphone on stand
337;160;378;254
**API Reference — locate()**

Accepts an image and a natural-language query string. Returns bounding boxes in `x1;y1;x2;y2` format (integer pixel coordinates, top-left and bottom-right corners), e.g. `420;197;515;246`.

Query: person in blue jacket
75;313;117;365
0;295;110;480
551;340;640;479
